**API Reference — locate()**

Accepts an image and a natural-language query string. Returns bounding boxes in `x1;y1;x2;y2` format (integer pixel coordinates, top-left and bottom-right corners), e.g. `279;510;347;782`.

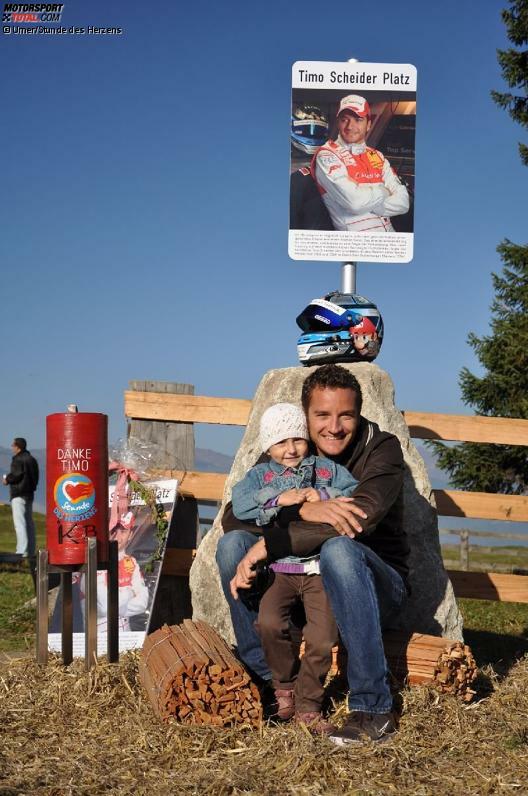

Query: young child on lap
231;402;358;734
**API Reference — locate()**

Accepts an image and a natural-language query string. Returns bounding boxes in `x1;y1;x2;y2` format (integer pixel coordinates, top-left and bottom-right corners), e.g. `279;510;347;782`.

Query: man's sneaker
328;711;397;746
274;689;295;721
295;711;336;736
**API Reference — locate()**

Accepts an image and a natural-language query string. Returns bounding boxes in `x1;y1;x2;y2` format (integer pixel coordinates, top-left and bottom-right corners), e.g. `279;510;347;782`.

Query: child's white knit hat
259;403;308;453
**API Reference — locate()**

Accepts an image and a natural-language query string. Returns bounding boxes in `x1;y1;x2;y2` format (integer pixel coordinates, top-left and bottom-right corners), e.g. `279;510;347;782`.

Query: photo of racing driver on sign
75;510;149;633
313;94;409;234
289;89;415;237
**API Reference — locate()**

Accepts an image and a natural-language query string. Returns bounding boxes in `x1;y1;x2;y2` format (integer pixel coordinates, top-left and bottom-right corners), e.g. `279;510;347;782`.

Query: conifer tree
431;0;528;494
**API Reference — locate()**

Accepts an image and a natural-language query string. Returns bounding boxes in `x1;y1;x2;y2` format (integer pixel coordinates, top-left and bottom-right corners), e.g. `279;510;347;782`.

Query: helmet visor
291;120;328;141
296;299;361;332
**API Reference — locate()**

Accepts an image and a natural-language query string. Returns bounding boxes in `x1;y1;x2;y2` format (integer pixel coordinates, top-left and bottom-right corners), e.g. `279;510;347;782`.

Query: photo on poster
289;61;416;264
48;479;178;656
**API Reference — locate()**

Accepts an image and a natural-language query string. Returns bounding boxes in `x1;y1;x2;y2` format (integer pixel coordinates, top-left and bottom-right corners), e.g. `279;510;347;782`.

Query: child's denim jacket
231;454;358;527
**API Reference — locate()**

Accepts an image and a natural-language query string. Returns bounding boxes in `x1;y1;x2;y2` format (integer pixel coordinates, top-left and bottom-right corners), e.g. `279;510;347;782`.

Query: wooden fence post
128;380;198;627
128;380;195;470
460;531;470;571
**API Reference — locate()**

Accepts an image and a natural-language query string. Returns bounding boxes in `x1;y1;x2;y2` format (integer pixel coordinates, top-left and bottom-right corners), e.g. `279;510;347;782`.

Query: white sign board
289;61;417;263
48;479;178;656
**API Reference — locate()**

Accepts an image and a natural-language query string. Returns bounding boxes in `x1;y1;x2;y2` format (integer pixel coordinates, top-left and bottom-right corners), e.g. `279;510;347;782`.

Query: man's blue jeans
319;536;406;713
216;531;406;711
11;496;36;557
216;530;272;682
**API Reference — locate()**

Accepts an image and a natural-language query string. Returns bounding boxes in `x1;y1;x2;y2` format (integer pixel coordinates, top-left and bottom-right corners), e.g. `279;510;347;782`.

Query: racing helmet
291;104;329;155
296;292;383;365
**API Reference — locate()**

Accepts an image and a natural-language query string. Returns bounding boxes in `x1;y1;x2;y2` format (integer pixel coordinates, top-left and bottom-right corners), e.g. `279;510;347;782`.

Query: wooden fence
124;390;528;604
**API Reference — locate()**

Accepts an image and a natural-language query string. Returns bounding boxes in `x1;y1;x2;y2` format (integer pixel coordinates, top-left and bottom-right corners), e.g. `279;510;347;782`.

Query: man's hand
298;497;367;538
277;488;316;507
229;538;267;600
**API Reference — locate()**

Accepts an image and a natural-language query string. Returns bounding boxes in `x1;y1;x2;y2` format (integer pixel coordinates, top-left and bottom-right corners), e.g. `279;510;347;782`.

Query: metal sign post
342;262;357;295
84;538;98;668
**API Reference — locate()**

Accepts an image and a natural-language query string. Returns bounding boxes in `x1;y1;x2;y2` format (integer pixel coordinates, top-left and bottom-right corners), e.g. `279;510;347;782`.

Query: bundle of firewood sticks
140;621;478;727
310;632;477;702
139;620;263;727
382;632;478;701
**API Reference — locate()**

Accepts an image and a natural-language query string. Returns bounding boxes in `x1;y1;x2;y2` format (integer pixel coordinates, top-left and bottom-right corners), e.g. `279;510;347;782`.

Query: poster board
48;478;178;656
289;61;417;263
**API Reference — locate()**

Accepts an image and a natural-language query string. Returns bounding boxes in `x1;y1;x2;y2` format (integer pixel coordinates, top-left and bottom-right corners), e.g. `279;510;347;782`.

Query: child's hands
304;488;321;503
277;488;315;506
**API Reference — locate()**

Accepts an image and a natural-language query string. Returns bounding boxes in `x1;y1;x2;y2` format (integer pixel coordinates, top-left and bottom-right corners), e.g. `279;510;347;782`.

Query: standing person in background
313;94;409;233
3;438;39;557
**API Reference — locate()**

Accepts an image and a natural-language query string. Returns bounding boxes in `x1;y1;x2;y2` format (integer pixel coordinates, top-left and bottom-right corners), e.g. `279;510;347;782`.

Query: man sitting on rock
216;363;409;745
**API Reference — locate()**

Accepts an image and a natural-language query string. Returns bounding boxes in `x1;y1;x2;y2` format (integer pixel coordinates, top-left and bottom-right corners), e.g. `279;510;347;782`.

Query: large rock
190;363;463;642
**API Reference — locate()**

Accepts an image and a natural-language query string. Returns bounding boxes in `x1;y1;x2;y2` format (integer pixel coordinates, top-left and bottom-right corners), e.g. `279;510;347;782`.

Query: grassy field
0;572;35;652
0;505;43;652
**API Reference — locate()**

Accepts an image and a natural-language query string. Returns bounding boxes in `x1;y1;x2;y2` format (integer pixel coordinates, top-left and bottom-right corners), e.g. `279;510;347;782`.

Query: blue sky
1;0;526;460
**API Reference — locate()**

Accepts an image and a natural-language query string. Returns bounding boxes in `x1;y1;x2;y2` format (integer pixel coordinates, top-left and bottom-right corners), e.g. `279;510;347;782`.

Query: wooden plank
161;553;528;603
434;490;528;522
162;549;196;577
448;570;528;603
155;470;227;502
150;473;528;521
156;473;528;522
125;393;528;443
125;392;251;426
403;411;528;445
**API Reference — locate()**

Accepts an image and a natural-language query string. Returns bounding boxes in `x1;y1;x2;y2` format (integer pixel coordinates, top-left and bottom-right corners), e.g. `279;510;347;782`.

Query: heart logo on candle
62;480;94;503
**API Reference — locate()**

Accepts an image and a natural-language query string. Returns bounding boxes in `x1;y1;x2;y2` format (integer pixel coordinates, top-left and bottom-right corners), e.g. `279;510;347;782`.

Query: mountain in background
194;448;234;473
